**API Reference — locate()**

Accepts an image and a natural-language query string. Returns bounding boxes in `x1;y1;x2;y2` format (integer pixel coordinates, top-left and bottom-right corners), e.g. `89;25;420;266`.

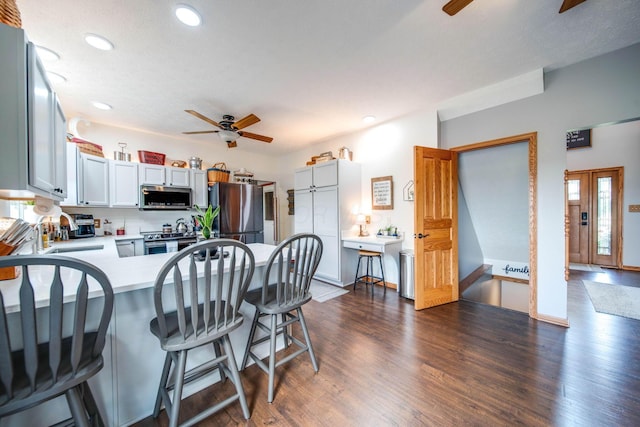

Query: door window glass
567;179;580;200
596;177;612;256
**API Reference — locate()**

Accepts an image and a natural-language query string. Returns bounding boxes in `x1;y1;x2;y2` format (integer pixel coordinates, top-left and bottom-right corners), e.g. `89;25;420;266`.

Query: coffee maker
61;214;95;238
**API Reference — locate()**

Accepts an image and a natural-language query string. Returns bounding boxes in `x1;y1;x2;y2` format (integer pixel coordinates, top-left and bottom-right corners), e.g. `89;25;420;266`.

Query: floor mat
310;280;349;303
583;280;640;321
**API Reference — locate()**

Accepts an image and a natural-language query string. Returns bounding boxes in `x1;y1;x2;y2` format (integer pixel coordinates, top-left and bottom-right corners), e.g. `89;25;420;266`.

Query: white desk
341;236;404;287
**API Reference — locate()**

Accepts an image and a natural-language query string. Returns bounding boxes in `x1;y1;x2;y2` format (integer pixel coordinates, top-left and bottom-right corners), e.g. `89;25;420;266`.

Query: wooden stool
353;250;386;294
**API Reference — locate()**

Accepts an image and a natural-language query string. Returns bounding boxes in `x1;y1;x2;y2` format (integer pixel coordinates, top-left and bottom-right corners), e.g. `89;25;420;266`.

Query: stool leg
378;255;387;294
366;256;373;296
353;255;363;291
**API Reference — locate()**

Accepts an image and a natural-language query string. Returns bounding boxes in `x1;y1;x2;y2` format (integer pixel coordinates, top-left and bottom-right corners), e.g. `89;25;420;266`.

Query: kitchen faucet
32;212;79;253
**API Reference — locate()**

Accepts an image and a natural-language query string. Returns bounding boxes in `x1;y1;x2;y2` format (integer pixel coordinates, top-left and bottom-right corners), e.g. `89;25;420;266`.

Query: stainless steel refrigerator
208;182;264;243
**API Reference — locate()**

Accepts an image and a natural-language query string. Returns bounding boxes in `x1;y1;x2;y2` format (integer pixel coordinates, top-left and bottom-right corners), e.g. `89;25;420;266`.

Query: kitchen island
2;237;278;427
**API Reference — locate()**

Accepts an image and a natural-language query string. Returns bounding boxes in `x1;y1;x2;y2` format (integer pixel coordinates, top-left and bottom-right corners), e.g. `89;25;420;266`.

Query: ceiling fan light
175;5;202;27
219;129;237;143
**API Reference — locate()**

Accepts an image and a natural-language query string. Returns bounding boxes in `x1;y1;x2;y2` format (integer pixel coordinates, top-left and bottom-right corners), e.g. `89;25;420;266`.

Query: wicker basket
138;150;166;165
207;162;230;183
0;0;22;28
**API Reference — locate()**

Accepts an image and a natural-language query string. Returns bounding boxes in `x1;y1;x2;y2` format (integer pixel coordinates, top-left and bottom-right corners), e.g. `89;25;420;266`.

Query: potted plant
194;204;220;239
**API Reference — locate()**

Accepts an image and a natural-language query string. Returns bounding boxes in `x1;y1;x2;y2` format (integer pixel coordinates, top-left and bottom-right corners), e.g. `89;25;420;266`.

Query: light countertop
1;237;277;313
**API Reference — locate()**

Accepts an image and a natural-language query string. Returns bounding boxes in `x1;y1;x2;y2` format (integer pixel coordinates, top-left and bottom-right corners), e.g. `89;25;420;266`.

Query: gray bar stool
0;255;114;426
353;250;387;295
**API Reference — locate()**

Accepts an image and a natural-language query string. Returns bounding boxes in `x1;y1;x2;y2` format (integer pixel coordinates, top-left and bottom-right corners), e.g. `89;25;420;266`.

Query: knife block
0;266;19;281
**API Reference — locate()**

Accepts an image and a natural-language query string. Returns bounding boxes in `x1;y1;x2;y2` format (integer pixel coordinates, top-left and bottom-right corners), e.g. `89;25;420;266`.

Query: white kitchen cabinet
138;164;166;185
0;25;67;200
191;169;208;208
110;161;139;207
78;153;109;206
168;166;190;187
53;97;67;199
294;159;361;286
139;164;190;187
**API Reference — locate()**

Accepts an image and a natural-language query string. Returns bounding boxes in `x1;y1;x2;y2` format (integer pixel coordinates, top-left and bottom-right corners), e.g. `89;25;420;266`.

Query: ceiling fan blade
182;130;218;135
559;0;587;13
232;113;260;130
239;131;273;143
442;0;474;16
227;141;238;148
185;110;221;128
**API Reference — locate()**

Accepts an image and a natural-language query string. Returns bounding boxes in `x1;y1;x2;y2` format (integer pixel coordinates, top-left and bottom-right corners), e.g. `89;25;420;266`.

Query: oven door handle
144;241;167;249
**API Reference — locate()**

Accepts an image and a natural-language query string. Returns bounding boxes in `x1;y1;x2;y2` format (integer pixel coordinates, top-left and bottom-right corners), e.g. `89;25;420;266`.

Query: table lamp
356;214;369;237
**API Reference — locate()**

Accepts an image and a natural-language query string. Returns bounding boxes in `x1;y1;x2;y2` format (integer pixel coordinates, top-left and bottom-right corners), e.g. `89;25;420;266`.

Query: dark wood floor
134;270;640;427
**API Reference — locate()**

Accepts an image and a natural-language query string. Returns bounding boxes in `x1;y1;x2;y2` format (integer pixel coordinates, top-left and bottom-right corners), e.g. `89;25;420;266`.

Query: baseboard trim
535;313;570;328
622;265;640;272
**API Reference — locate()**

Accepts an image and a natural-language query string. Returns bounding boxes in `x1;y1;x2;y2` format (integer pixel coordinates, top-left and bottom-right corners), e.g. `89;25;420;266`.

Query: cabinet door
294;167;313;190
79;154;109;206
294;190;314;233
110;161;139;207
28;45;56;194
312;186;340;280
168;167;190;187
191;170;207;208
139;164;166;185
313;161;338;188
53;97;67;198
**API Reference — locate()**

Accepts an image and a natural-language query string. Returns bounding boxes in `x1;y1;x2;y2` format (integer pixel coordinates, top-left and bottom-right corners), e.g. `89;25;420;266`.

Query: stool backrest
0;255;113;401
152;239;255;346
262;233;323;306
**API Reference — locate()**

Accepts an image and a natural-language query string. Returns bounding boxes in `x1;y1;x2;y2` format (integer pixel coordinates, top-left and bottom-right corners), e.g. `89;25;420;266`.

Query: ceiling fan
442;0;588;16
182;110;273;148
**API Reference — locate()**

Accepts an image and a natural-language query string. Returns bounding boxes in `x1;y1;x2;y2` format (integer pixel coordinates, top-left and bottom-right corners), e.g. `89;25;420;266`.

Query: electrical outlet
629;204;640;213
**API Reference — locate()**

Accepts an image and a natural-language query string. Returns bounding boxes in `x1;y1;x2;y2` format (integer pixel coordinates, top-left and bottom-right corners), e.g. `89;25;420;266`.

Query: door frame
450;132;538;319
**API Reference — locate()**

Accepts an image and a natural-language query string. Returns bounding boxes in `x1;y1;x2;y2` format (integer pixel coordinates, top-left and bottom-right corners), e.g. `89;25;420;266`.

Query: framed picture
371;176;393;210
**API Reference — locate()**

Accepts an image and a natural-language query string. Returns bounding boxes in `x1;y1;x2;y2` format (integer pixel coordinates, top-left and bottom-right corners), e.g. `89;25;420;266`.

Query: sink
50;245;104;253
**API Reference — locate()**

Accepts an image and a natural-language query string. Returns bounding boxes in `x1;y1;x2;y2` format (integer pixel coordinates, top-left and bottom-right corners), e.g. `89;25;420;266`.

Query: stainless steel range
141;231;198;255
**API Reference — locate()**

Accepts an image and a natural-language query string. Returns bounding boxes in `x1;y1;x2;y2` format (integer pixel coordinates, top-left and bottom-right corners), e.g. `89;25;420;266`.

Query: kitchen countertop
2;236;277;313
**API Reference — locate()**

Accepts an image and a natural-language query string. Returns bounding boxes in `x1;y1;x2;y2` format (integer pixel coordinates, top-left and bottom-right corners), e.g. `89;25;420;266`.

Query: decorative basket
207;162;230;183
0;0;22;29
68;137;104;157
138;150;166;165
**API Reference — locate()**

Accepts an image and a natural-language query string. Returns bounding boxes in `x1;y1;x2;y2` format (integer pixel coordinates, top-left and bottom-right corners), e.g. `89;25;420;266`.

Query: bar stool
353;250;386;294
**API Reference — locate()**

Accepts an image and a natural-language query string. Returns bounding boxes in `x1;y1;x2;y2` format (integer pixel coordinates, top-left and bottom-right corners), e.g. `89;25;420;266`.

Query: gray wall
440;42;640;321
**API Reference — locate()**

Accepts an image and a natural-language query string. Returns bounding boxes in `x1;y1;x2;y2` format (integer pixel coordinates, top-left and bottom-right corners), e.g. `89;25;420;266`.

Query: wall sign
371;176;393;210
566;129;591;149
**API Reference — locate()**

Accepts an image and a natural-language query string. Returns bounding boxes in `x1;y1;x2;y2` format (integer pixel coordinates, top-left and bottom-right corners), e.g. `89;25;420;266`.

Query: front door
413;146;458;310
567;171;590;264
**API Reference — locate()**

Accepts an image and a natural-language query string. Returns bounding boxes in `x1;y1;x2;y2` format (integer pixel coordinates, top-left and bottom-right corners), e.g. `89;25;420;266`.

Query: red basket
138;150;166;165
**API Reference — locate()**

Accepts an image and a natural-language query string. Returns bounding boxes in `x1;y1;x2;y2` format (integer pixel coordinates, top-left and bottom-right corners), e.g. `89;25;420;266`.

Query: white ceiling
16;0;640;155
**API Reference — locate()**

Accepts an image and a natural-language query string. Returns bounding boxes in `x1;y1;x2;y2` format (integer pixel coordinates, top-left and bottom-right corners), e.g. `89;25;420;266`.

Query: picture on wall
371;176;393;210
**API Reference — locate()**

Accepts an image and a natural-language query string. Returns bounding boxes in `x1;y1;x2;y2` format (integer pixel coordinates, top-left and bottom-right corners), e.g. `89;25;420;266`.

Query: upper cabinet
78;153;109;206
110;161;139;207
294;160;338;190
0;25;67;200
191;169;207;208
139;164;190;187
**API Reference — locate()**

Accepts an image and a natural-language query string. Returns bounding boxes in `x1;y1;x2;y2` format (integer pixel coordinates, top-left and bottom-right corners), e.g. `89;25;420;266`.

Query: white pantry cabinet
294;159;361;286
0;25;67;200
110;161;139;207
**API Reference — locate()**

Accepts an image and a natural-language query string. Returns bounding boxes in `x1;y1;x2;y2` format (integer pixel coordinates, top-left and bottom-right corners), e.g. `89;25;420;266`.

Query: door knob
414;233;429;239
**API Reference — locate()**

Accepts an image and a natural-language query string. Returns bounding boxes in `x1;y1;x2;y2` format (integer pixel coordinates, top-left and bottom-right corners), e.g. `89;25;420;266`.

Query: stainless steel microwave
140;185;191;210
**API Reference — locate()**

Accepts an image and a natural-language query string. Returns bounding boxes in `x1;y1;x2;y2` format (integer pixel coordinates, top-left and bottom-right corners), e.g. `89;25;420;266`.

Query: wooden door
590;169;621;267
567;171;590;264
414;146;458;310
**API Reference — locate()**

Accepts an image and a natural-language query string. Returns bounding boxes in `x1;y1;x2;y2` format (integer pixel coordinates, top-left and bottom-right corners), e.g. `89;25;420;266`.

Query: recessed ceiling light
363;115;376;124
91;101;112;110
47;72;67;84
84;33;114;51
36;45;60;61
175;4;202;27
